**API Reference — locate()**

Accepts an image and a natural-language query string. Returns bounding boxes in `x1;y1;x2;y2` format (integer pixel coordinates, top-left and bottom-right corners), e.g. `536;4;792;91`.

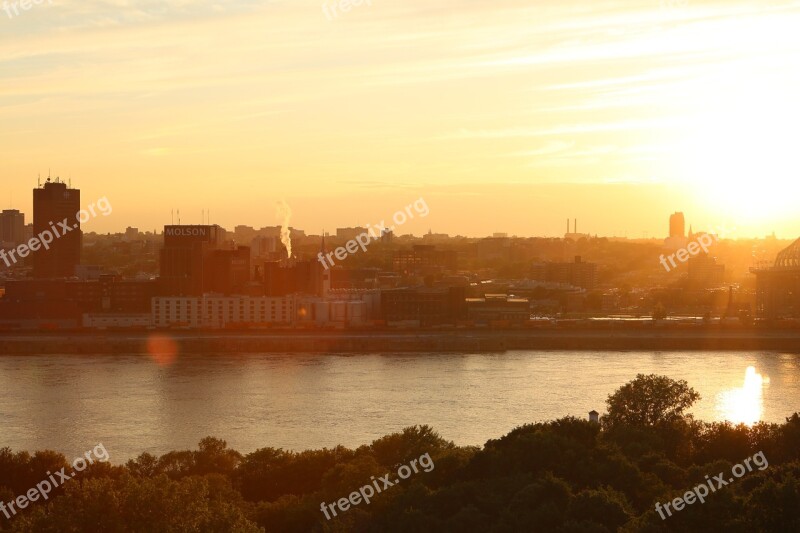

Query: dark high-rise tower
669;212;685;239
0;209;25;246
159;225;224;295
33;179;81;278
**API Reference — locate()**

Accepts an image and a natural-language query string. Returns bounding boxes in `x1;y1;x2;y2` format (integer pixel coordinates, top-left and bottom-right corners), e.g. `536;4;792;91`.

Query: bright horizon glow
2;1;800;237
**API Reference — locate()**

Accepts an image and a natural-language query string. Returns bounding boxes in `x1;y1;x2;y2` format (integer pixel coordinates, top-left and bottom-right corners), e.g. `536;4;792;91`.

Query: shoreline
2;326;800;353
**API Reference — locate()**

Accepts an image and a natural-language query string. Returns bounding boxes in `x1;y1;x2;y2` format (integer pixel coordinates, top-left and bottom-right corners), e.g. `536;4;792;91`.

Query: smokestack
276;199;293;259
567;219;570;234
574;219;577;234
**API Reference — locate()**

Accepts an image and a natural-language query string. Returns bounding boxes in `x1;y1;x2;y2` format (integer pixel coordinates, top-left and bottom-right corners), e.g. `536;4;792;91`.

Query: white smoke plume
276;199;292;258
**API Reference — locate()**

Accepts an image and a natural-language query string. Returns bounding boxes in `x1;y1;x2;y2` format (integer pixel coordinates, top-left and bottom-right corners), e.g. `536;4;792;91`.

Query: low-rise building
381;286;466;327
83;313;152;329
151;293;372;329
467;294;529;325
531;256;597;290
152;294;296;328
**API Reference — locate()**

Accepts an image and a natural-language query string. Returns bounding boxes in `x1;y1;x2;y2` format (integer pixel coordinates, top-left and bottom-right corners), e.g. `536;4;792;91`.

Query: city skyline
0;179;785;240
3;3;800;530
3;1;800;237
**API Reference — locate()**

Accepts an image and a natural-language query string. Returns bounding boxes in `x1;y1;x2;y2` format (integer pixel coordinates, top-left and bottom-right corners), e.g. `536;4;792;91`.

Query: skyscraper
0;209;25;246
33;179;81;278
159;224;225;295
669;212;685;238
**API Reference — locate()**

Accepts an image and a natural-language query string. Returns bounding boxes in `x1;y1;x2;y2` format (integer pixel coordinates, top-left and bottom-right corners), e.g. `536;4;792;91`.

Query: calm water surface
1;351;798;461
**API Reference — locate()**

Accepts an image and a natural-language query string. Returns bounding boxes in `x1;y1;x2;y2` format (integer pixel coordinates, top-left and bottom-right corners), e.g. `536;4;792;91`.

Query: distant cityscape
0;180;798;330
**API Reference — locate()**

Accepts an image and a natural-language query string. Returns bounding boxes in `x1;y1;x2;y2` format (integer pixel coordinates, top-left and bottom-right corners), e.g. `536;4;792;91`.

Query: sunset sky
2;0;799;237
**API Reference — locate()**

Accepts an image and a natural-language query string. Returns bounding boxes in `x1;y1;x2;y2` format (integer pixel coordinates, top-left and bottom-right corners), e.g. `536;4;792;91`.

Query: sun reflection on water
718;366;769;426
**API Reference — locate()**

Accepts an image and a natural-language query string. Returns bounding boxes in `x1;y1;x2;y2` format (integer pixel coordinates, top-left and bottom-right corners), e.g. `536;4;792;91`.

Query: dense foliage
2;376;799;532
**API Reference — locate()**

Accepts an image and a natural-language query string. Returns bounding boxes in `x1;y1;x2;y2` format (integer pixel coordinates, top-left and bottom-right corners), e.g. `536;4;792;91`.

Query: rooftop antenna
171;209;174;225
178;209;181;225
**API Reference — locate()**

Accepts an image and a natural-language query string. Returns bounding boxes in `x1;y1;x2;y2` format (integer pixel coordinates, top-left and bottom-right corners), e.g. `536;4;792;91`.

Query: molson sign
163;225;218;243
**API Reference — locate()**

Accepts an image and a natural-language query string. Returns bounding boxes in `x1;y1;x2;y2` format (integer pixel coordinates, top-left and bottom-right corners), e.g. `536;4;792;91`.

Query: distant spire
320;230;327;254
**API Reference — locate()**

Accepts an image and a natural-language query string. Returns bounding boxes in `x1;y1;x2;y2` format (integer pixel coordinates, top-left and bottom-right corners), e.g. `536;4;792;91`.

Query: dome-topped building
752;238;800;318
774;238;800;269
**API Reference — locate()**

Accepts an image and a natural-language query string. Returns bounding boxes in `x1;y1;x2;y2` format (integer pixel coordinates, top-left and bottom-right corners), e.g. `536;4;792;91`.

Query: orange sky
1;0;799;238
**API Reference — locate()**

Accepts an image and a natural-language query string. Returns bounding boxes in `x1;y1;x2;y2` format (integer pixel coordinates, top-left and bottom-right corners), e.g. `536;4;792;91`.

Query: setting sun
4;2;800;530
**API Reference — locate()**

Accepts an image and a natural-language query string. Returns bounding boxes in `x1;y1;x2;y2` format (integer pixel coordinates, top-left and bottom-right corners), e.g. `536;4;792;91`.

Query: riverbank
2;325;800;353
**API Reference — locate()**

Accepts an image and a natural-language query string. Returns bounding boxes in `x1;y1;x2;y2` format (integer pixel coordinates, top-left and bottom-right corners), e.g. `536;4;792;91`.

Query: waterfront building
752;237;800;318
33;179;81;278
152;294;296;328
151;293;368;328
263;259;326;297
0;276;156;329
466;294;530;326
159;225;251;296
381;285;467;327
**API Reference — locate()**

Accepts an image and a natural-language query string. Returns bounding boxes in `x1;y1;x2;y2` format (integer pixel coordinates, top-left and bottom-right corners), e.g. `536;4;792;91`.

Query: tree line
1;374;798;531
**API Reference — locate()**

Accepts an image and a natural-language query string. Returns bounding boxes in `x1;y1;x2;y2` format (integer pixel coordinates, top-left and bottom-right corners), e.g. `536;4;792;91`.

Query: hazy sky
2;0;799;237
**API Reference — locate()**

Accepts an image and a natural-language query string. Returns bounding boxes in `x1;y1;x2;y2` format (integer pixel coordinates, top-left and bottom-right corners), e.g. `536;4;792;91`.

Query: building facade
467;294;530;325
151;294;369;328
381;286;467;327
0;209;25;247
33;180;81;278
153;295;297;328
670;212;685;238
531;256;598;290
752;238;800;318
159;225;225;295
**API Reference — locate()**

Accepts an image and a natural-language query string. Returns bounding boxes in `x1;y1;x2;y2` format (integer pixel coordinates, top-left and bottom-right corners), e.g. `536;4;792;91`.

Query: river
1;350;797;461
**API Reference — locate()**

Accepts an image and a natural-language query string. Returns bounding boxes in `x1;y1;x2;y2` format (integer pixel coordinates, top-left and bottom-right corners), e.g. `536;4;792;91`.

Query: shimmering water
0;351;798;461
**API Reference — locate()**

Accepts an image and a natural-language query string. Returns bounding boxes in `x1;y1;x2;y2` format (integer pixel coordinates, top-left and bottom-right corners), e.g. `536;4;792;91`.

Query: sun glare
675;80;800;224
665;11;800;227
718;366;769;426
